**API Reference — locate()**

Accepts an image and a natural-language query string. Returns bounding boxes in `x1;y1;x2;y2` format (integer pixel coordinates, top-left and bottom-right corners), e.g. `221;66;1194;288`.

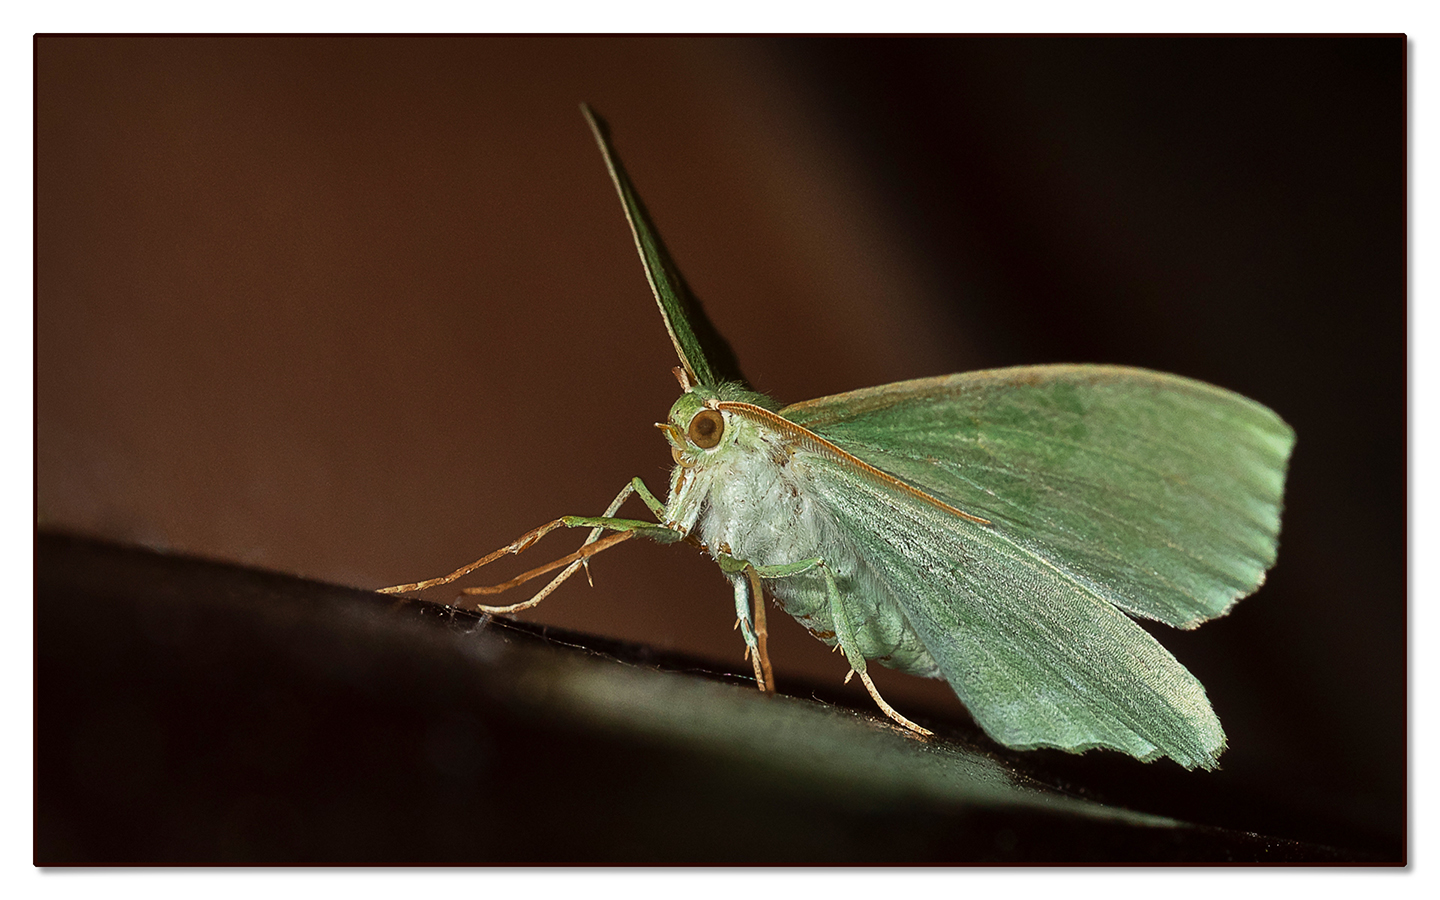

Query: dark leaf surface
36;534;1368;863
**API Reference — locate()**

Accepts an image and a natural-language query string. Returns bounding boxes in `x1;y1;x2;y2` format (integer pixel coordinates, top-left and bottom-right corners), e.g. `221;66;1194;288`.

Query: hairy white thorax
672;421;826;567
662;400;942;678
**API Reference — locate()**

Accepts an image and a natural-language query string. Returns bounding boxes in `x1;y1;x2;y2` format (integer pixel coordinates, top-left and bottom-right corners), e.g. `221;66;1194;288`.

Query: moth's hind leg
743;556;933;738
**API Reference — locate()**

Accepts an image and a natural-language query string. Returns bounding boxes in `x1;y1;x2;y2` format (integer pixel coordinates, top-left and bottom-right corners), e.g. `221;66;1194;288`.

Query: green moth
383;105;1294;770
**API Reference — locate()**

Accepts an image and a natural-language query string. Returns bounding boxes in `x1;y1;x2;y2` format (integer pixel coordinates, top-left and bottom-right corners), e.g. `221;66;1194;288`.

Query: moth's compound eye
687;409;725;449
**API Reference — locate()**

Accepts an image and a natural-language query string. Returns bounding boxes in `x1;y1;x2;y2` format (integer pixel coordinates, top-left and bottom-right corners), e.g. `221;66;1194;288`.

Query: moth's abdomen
766;554;944;680
692;442;942;680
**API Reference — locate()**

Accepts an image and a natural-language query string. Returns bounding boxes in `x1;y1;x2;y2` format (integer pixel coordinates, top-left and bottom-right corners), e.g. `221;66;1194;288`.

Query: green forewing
582;104;746;388
784;365;1295;630
784;365;1291;768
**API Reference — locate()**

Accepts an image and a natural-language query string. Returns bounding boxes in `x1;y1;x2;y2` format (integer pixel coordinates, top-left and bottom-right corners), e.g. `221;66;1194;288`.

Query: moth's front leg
380;477;682;613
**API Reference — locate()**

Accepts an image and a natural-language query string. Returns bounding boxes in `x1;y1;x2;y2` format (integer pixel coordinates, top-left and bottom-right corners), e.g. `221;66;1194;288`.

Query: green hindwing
802;454;1228;767
783;365;1295;630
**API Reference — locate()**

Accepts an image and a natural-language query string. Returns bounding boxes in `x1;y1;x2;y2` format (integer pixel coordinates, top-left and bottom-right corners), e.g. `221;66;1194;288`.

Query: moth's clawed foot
855;668;934;737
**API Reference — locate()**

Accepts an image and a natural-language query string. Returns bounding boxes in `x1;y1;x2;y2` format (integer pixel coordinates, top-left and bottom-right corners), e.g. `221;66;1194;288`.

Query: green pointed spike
582;104;746;388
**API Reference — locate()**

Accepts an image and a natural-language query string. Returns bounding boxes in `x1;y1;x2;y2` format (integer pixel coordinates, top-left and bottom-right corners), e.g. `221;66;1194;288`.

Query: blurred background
36;37;1403;853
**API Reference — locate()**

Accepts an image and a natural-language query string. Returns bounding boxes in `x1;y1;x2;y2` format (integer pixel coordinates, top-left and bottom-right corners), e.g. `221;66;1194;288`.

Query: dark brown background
36;37;1404;851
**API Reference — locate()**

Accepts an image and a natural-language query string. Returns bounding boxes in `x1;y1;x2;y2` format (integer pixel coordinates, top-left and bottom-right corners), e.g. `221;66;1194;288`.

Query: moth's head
657;382;778;467
658;387;728;466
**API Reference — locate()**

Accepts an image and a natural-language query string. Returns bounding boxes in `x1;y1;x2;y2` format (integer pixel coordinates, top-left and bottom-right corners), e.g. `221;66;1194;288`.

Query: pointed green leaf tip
581;103;747;389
